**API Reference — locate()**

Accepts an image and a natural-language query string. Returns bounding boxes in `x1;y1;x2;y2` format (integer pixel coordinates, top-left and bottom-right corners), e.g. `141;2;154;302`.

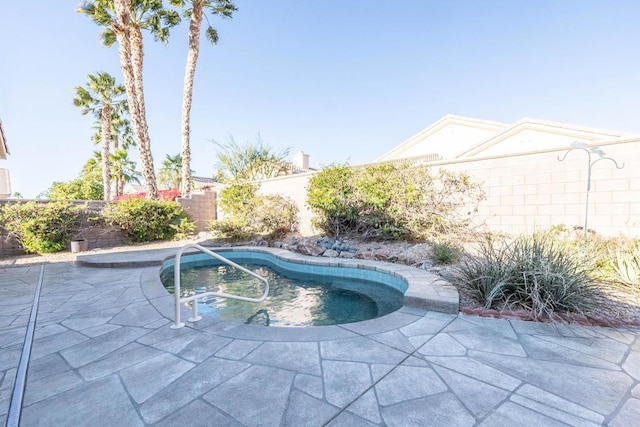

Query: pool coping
76;245;459;339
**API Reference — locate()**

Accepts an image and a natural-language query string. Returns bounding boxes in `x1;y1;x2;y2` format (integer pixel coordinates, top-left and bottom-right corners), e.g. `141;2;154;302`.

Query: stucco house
0;118;10;199
377;114;636;162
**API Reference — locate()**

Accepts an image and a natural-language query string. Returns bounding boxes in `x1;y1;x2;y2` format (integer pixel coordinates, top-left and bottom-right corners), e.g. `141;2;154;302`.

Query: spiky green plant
455;233;608;320
610;245;640;290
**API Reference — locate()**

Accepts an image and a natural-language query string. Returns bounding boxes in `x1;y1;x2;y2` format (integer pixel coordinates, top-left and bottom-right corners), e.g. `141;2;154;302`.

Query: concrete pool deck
0;247;639;426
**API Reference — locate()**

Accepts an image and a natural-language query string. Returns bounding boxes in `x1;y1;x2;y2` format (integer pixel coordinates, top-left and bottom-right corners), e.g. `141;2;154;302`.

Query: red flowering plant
113;189;180;202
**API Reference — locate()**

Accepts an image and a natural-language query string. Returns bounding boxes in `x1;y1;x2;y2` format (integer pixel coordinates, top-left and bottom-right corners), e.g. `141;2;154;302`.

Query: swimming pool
161;249;407;327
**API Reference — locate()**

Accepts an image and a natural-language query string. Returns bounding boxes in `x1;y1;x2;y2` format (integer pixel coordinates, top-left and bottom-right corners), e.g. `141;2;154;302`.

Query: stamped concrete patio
1;247;639;426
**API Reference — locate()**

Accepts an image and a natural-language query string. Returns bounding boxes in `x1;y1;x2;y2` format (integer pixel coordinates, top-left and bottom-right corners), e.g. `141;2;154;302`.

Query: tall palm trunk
129;26;158;199
101;104;112;200
112;134;120;196
179;3;204;197
112;0;158;200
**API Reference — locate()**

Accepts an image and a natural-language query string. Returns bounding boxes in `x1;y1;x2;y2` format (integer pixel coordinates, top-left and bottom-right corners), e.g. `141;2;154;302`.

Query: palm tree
158;153;193;189
91;101;137;195
89;150;142;196
110;149;142;195
78;0;180;200
73;72;126;201
169;0;236;197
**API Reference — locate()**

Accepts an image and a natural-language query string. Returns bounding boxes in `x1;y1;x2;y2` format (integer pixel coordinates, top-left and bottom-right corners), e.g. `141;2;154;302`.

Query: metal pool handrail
170;244;269;329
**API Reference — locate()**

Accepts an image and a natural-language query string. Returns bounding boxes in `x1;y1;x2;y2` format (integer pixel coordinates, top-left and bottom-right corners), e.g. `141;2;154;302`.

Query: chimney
293;151;309;171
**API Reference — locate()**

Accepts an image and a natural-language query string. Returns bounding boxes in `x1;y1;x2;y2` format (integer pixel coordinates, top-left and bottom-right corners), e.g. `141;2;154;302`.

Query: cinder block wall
435;139;639;236
176;190;217;232
251;139;639;238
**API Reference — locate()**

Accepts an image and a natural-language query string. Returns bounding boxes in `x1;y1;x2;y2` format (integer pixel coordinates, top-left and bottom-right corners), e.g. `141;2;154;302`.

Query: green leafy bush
217;182;258;216
454;232;607;320
306;163;485;240
0;201;86;253
45;178;104;200
208;183;298;240
102;199;194;242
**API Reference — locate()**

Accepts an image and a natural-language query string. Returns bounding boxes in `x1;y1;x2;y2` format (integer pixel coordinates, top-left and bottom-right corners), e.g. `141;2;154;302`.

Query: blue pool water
161;252;405;327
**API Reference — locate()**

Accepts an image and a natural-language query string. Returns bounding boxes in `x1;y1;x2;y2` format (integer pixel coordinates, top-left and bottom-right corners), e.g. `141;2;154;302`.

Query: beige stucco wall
252;138;639;238
256;172;317;236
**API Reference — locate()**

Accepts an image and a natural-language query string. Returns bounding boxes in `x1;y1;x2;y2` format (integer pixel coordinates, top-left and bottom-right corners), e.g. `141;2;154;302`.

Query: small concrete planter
70;239;89;253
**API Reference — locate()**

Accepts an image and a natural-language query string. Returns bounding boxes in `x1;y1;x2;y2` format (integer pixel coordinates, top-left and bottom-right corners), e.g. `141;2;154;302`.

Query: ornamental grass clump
455;233;607;320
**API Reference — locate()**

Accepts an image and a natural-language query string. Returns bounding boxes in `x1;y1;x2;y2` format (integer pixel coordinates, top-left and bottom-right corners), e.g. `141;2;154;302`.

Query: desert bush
208;217;253;241
102;199;194;242
249;194;298;239
208;183;298;240
306;163;485;240
0;201;86;254
454;232;608;320
543;225;640;291
430;241;461;264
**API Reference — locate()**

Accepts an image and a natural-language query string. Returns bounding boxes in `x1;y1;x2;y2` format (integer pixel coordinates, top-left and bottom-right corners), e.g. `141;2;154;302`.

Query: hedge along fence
306;163;486;240
0;200;125;256
0;198;195;256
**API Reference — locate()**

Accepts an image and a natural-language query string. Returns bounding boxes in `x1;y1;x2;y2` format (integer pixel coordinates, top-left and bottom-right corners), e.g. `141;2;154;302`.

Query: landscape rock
338;251;356;259
322;249;339;258
402;243;432;264
294;239;325;256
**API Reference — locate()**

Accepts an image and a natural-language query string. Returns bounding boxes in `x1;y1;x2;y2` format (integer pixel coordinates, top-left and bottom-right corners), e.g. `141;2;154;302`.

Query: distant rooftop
0;118;9;159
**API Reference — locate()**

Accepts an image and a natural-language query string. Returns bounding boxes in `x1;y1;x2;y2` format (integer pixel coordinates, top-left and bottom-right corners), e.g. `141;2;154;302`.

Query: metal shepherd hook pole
557;142;624;250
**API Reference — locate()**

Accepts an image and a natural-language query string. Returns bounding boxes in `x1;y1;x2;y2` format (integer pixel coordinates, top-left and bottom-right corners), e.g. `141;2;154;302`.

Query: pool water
161;260;404;327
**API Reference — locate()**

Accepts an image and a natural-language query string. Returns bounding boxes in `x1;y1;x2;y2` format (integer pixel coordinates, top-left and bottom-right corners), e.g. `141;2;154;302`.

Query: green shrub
306;163;485;240
0;201;86;254
306;164;358;237
454;232;607;320
102;199;194;242
430;241;461;264
217;182;258;216
208;183;298;240
208;217;253;241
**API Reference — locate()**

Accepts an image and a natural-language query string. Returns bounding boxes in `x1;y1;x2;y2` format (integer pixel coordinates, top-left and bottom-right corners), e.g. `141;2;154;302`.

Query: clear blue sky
1;1;639;198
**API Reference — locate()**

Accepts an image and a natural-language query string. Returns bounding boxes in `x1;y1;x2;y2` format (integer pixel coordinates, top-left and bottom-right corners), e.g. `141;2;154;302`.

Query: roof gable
457;118;635;158
377;114;508;162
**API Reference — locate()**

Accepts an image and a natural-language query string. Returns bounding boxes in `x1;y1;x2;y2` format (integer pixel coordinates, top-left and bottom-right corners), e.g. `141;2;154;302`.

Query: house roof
379;114;637;162
376;114;509;162
192;176;217;184
0;118;8;159
457;117;636;158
